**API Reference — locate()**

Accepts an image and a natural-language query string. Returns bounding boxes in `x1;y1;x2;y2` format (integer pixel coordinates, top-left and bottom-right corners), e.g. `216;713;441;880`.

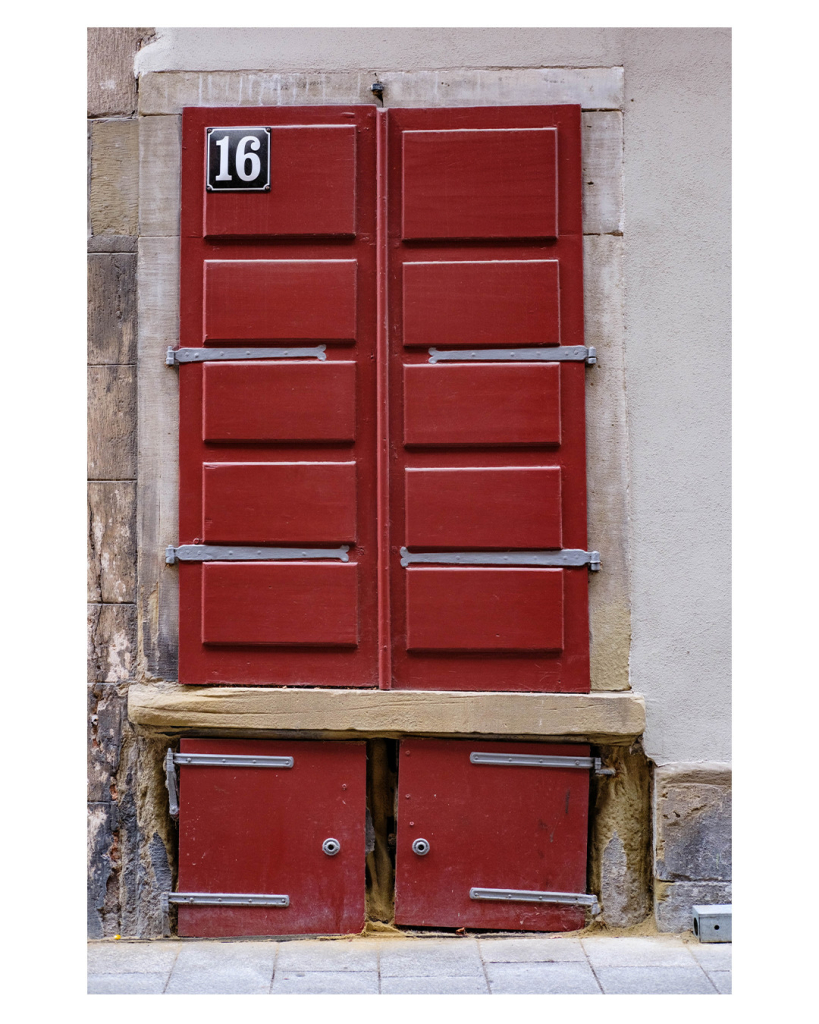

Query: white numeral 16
214;135;261;182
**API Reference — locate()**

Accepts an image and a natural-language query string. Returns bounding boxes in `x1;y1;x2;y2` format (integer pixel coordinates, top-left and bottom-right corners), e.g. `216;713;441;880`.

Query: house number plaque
206;127;271;192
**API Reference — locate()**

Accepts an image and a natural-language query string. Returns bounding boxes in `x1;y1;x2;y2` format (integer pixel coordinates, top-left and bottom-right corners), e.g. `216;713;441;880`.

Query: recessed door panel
405;567;564;652
203;461;357;544
204;260;357;344
202;562;359;646
403;363;561;447
177;738;366;937
404;467;562;550
402;260;560;348
395;738;590;931
202;361;357;443
204;125;357;238
401;129;558;240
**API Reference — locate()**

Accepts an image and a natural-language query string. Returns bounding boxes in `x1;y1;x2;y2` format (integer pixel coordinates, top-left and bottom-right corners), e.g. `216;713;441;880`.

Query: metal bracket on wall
166;345;327;365
164;749;295;819
399;548;601;571
166;544;350;564
470;751;615;776
470;887;600;914
428;345;596;365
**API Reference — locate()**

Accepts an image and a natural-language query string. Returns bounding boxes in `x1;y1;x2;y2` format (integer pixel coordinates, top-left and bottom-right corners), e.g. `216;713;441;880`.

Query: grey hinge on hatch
164;749;295;819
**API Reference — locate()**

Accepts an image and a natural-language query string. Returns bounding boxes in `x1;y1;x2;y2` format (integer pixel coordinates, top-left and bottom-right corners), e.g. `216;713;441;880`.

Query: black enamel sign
206;127;271;192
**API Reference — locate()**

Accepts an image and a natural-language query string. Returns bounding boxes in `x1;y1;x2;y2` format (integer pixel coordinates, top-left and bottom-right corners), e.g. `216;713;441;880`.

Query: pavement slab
87;941;180;975
707;970;732;994
486;961;601;994
688;941;732;969
87;972;169;994
166;940;277;994
275;937;379;972
595;966;716;995
379;937;483;977
271;970;379;994
381;974;490;994
582;935;698;968
479;936;586;962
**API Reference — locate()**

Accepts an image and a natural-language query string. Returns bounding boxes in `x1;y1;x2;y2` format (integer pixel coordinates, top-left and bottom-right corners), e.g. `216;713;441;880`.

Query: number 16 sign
206;127;271;192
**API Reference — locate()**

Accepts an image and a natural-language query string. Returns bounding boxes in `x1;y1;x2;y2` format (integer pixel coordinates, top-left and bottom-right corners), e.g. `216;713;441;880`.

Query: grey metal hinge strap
166;892;290;907
166;544;350;564
470;752;615;776
174;753;294;769
470;888;600;914
166;345;327;365
164;750;295;819
400;548;601;571
429;346;596;365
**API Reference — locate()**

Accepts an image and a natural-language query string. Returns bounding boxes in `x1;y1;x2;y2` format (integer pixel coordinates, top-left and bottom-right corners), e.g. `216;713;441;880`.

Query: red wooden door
385;106;590;692
394;738;592;931
176;105;591;692
176;739;366;937
178;107;379;686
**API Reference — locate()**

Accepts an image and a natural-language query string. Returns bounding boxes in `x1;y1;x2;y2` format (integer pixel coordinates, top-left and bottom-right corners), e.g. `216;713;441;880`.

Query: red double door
177;104;591;691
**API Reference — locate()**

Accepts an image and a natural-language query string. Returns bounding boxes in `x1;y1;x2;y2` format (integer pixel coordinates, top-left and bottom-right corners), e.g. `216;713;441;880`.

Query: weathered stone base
653;763;732;933
589;743;652;928
655;881;732;933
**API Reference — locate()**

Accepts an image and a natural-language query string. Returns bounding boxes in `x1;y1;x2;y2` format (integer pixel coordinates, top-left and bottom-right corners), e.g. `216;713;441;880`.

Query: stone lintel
128;683;644;743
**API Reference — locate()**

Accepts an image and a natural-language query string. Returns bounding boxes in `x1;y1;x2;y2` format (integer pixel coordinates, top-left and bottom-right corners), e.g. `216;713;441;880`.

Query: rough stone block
87;235;138;253
584;235;630;691
655;881;732;933
655;765;732;881
87;604;137;683
88;482;137;603
139;115;181;237
582;111;624;235
88;27;154;116
137;237;179;681
88;365;137;480
138;67;624;116
87;682;127;802
588;744;652;928
87;801;118;938
88;253;137;364
90;119;139;237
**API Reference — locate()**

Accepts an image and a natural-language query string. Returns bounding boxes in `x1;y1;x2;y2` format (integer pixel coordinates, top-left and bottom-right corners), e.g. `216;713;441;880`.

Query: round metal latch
322;838;341;856
412;838;431;856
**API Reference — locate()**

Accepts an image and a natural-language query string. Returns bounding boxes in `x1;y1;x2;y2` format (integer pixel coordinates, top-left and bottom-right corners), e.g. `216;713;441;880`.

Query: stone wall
88;27;175;939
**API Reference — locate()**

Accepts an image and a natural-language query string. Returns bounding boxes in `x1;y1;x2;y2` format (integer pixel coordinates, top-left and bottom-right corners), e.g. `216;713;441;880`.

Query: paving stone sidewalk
88;932;731;994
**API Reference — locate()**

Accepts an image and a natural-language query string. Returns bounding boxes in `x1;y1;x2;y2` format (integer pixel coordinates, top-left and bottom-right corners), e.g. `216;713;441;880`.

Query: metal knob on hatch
322;838;341;856
412;838;431;856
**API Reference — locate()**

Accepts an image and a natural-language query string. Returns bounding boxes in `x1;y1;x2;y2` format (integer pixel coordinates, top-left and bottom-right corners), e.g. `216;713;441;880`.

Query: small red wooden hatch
394;738;592;931
176;738;366;937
